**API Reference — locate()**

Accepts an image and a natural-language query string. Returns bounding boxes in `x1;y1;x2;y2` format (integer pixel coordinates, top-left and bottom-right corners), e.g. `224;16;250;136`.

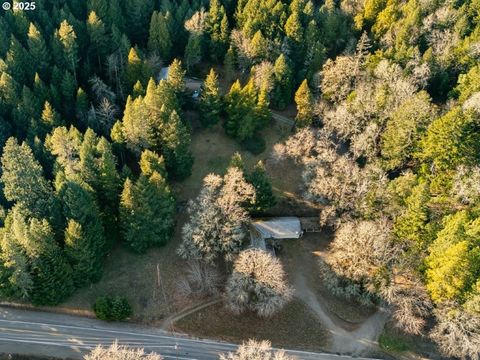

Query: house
158;67;169;81
249;217;303;254
157;67;202;93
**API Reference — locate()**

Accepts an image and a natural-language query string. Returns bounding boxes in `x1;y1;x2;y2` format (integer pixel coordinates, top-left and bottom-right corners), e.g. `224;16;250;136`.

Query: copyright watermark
2;2;36;10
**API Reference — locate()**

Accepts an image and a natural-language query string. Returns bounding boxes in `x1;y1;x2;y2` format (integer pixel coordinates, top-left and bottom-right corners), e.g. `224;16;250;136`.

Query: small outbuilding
252;217;303;240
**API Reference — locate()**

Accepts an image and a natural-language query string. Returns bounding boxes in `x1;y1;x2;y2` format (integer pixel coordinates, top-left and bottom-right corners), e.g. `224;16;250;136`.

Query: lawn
175;300;330;352
174;121;292;201
61;218;189;324
378;322;444;360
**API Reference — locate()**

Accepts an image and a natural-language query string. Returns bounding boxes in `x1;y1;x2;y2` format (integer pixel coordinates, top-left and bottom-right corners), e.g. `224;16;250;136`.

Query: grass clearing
175;121;291;201
175;300;330;352
379;333;410;353
63;123;293;323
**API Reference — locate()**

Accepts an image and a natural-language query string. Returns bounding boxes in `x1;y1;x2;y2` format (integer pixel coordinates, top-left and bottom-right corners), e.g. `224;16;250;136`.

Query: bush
379;332;409;352
241;136;266;155
93;295;132;321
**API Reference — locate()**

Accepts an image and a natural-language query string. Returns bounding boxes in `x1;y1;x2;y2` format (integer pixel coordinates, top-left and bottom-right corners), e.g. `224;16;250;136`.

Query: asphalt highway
0;307;381;360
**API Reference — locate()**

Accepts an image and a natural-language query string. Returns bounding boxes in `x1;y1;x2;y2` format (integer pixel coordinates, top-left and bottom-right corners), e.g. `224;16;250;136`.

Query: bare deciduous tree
252;61;275;93
85;342;163;360
177;261;221;297
320;56;357;103
178;168;255;264
452;165;480;205
226;249;293;317
219;340;296;360
380;270;432;335
184;8;208;35
430;307;480;360
319;218;400;305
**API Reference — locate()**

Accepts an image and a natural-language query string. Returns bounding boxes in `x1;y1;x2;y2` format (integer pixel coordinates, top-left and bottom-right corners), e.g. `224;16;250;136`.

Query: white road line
0;337;199;360
0;315;380;359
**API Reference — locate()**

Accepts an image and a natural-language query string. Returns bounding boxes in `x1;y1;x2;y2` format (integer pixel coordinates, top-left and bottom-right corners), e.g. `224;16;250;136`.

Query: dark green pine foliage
247;161;276;213
272;54;294;110
160;111;193;180
224;80;243;138
96;138;122;247
207;0;229;61
120;150;175;253
125;0;155;45
5;36;32;87
148;11;173;61
0;138;61;228
27;23;51;80
199;68;223;127
87;11;109;69
4;208;74;305
225;79;265;142
27;218;74;305
58;179;106;287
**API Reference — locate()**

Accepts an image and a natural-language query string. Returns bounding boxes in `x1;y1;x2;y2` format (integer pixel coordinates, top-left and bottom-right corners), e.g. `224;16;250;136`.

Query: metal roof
252;217;302;239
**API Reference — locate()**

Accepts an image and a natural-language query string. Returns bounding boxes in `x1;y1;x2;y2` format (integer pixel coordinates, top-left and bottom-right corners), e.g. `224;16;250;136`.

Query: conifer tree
120;151;175;253
148;11;173;61
247;161;276;213
6;36;31;87
75;87;89;123
139;149;167;178
125;0;154;45
225;79;263;142
55;20;79;80
199;68;222;127
294;79;314;127
58;180;105;287
132;80;145;98
224;46;236;83
255;86;271;128
184;34;203;71
27;23;51;80
124;47;144;91
3;208;74;305
38;102;62;139
87;0;108;21
207;0;229;61
27;217;74;305
87;11;109;69
250;30;268;62
224;80;243;138
272;54;293;109
121;96;154;154
167;59;186;97
96;138;122;247
1;138;60;226
161;111;193;180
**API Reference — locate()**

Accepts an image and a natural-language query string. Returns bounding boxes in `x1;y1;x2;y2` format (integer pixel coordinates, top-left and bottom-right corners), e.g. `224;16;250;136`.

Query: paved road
0;307;381;360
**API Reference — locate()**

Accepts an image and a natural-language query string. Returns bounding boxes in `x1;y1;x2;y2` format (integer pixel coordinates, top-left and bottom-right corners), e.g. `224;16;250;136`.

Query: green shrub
241;136;266;155
379;332;409;352
93;295;132;321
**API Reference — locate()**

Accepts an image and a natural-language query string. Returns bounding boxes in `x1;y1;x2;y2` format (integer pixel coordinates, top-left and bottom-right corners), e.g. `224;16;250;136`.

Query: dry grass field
62;122;294;322
175;300;330;352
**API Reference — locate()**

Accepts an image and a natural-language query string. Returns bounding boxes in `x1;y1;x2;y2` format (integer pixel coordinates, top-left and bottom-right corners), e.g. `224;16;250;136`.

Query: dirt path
293;273;389;356
161;298;222;330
